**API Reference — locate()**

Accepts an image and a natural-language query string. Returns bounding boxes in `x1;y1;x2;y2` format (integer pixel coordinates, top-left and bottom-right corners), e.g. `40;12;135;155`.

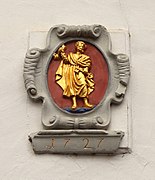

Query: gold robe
56;52;94;98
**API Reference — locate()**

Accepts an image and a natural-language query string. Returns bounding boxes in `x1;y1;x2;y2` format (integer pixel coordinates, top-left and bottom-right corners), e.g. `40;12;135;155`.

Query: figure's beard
77;49;84;53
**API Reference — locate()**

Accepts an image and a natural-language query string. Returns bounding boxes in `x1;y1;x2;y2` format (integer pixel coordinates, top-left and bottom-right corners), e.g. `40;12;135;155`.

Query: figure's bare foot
72;104;77;109
84;98;93;108
85;102;93;108
72;96;77;109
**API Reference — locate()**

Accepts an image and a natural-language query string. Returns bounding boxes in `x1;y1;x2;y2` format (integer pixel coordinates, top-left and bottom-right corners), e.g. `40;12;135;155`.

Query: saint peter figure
54;41;95;109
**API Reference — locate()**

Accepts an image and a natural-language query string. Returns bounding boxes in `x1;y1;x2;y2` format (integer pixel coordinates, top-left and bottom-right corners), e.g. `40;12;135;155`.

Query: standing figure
54;41;95;109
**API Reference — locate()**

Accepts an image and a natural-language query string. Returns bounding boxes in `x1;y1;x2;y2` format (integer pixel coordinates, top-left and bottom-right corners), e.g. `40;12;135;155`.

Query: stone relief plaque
24;25;130;154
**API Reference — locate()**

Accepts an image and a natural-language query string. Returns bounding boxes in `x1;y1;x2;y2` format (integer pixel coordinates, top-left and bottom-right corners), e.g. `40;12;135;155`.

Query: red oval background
47;41;109;110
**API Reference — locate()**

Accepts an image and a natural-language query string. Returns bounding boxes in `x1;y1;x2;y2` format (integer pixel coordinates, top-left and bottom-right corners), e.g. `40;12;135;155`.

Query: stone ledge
29;130;125;155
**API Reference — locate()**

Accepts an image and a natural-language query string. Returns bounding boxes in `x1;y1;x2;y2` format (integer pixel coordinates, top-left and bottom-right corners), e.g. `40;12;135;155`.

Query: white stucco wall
0;0;155;179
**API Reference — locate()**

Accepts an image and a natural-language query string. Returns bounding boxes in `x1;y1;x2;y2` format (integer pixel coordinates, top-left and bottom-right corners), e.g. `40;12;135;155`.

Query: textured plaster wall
0;0;155;179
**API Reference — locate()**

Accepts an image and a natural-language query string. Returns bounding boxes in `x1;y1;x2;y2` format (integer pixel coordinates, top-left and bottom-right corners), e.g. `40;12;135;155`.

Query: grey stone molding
24;25;130;154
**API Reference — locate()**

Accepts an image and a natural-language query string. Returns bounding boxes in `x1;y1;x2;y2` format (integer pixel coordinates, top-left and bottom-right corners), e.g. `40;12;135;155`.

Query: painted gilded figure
54;41;95;109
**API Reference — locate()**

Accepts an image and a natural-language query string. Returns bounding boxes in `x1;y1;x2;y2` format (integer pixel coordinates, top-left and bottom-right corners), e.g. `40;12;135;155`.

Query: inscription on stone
29;130;124;154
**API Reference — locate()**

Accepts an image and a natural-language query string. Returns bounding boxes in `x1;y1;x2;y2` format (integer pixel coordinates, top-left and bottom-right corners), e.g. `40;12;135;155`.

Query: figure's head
75;41;86;53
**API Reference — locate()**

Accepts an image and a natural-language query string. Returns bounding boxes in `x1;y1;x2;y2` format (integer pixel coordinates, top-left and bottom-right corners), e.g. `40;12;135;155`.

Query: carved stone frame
24;25;130;154
24;24;130;130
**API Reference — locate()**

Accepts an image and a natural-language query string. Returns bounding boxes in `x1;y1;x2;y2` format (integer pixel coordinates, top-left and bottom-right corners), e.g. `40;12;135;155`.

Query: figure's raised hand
53;53;59;60
53;45;67;60
58;44;66;55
